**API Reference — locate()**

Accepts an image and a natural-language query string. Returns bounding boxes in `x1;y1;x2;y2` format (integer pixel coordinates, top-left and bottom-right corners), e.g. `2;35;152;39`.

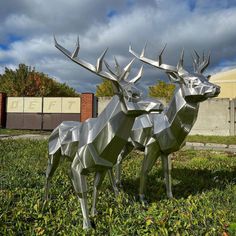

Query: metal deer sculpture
45;37;163;229
115;45;221;204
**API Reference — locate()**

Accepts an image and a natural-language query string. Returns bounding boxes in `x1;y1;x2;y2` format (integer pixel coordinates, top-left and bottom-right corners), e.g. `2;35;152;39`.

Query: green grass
186;135;236;145
0;139;236;235
1;128;235;146
0;128;50;136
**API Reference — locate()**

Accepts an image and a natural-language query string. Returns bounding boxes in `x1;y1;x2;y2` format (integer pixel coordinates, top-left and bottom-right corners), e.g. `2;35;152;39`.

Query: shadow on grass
121;167;236;203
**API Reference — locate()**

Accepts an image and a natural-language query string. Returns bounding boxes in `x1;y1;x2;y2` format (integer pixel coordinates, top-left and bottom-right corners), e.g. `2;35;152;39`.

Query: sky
0;0;236;93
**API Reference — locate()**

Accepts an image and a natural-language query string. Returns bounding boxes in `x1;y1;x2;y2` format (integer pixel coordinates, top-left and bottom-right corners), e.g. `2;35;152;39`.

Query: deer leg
161;154;173;199
139;139;160;206
78;191;91;230
108;169;119;196
45;151;61;201
115;154;123;188
91;171;107;217
71;158;91;229
115;142;134;188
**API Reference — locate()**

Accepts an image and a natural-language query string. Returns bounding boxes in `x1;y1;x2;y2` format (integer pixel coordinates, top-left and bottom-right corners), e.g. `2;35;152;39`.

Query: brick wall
80;93;94;122
0;92;6;128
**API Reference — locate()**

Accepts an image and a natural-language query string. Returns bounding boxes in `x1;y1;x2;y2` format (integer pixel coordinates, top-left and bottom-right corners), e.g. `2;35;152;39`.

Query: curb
184;142;236;153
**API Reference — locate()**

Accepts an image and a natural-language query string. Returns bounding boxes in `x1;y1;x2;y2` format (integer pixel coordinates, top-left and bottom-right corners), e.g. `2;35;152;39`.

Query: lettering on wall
7;97;81;114
43;98;62;113
43;97;81;113
24;97;42;113
7;97;42;113
62;98;80;113
7;97;24;113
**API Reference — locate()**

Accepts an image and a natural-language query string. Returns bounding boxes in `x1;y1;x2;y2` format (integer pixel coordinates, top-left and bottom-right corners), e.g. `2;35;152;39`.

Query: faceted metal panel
115;45;221;204
45;37;164;229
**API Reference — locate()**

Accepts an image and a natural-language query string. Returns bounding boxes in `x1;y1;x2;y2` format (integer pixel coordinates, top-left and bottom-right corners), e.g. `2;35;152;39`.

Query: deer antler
104;57;143;84
54;35;118;82
129;44;179;73
192;50;210;74
54;36;143;93
129;43;211;75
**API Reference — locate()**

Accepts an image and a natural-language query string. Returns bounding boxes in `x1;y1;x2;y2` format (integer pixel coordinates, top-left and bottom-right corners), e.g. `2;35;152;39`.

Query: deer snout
214;85;221;96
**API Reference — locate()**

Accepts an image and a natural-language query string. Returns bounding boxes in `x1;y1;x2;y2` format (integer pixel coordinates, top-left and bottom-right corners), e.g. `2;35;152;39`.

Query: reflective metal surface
45;38;163;229
116;45;221;203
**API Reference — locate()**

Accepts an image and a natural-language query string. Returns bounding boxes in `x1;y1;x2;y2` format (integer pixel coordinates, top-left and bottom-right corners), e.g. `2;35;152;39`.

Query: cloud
0;0;236;93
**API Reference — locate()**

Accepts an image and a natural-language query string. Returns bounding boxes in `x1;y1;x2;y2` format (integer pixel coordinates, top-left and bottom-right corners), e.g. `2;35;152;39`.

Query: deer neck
89;95;138;164
164;87;199;140
95;95;136;138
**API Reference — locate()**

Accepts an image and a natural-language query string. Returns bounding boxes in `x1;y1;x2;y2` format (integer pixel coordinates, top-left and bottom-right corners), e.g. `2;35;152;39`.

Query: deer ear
207;75;211;81
167;71;182;83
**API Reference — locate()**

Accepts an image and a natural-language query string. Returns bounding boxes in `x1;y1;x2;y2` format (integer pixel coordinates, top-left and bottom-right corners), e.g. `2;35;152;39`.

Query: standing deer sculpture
115;44;221;205
45;37;164;229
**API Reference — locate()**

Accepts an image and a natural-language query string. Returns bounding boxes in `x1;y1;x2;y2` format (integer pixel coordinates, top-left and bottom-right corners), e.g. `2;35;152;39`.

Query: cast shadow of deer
115;44;221;205
44;37;163;229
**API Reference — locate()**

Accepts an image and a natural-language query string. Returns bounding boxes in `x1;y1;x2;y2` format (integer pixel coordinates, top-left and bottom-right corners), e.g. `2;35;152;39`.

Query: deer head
129;44;220;103
54;36;163;115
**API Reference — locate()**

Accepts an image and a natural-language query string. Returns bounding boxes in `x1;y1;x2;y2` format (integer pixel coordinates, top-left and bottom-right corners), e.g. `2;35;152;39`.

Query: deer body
131;87;199;151
45;37;163;229
115;45;220;203
73;95;137;173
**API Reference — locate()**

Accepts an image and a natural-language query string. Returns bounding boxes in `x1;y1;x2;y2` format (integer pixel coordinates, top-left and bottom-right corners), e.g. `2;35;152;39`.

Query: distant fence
0;93;96;130
190;98;235;136
0;92;235;135
97;97;236;136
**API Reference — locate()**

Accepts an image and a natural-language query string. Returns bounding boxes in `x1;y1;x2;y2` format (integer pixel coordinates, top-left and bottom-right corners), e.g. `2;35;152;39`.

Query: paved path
0;134;49;140
0;134;235;153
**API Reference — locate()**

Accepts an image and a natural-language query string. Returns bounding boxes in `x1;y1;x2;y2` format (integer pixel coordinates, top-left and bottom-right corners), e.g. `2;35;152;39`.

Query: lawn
1;128;236;145
0;139;236;235
186;135;236;145
0;128;50;136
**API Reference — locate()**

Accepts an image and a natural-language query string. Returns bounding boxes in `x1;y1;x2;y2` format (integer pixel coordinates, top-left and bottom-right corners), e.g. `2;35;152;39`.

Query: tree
0;64;79;97
95;79;114;97
149;80;175;102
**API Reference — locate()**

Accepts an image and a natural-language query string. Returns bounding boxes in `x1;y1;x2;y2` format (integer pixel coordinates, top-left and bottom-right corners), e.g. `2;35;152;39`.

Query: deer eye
132;93;140;99
191;79;200;87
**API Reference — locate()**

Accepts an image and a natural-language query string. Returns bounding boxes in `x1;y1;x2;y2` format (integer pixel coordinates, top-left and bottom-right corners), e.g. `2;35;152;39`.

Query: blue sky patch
0;58;12;65
0;44;9;50
217;57;236;67
0;34;24;51
126;0;135;7
187;0;196;11
107;9;118;18
7;34;24;43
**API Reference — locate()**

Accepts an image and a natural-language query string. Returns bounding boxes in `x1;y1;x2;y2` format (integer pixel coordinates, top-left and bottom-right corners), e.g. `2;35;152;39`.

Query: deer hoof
83;219;92;230
91;208;98;217
139;194;149;208
117;182;124;189
167;192;173;199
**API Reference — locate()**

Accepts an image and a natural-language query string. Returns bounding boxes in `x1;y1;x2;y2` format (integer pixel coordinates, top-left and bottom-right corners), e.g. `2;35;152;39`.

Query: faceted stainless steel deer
45;37;163;229
115;44;220;204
